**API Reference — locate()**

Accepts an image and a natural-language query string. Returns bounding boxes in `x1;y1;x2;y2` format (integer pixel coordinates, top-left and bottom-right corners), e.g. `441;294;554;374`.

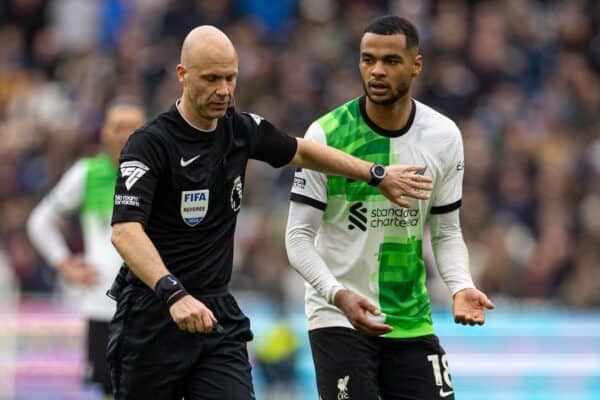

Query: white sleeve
27;161;85;267
431;125;464;214
429;210;475;295
285;201;344;304
290;122;328;210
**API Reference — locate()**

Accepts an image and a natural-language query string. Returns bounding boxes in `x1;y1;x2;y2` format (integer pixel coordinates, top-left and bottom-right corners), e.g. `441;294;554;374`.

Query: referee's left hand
169;295;218;334
379;165;433;208
452;288;495;326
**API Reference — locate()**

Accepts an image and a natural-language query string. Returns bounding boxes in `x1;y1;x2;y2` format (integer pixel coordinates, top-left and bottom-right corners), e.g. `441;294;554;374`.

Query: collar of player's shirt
359;95;416;138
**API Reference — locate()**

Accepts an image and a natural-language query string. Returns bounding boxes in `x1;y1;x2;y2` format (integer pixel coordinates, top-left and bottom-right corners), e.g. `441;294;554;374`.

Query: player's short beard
362;81;410;106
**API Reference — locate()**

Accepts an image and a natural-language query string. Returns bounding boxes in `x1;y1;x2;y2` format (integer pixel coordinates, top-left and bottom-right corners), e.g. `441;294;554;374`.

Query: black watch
368;163;387;186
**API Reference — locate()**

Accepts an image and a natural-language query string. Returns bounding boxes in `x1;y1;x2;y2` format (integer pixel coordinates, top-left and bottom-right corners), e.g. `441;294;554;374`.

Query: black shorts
107;285;255;400
309;327;455;400
85;319;112;395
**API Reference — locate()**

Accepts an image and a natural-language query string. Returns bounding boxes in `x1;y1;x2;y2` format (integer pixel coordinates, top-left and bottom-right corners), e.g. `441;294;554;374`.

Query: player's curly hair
363;16;419;49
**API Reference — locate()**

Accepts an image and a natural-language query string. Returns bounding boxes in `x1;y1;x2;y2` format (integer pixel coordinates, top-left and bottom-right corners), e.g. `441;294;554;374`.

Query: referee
107;25;432;400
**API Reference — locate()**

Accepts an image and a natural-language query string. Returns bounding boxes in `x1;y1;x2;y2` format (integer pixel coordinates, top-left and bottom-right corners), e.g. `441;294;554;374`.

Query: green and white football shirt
291;96;464;338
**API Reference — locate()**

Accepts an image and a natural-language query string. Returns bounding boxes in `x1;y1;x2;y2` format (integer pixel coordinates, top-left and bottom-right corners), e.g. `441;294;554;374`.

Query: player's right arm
285;202;392;336
110;131;216;334
27;161;98;285
285;122;392;336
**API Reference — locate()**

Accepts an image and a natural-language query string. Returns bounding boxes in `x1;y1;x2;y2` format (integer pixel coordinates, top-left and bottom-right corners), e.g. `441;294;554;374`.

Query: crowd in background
0;0;598;309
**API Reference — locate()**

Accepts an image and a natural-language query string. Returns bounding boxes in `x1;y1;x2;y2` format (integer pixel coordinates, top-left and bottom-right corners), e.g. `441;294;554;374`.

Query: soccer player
285;16;495;400
27;98;146;397
107;25;432;400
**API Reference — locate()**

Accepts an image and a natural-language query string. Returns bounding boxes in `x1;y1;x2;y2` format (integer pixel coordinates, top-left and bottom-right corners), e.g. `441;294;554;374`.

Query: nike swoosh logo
180;155;201;167
439;388;454;398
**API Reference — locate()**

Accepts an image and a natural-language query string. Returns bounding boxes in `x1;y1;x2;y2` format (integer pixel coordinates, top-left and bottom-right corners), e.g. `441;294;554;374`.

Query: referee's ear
176;64;187;86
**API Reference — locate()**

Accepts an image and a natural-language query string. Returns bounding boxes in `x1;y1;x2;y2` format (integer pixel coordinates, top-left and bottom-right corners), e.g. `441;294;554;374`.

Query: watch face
373;164;386;178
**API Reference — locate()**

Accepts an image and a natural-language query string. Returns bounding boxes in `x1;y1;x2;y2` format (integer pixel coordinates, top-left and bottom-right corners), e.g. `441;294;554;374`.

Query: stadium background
0;0;598;399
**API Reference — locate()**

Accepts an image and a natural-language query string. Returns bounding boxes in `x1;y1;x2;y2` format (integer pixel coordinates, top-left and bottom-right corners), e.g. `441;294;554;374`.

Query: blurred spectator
0;0;598;309
253;321;300;399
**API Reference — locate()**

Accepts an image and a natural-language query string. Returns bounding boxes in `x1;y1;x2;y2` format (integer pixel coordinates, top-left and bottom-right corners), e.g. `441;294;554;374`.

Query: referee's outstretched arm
291;137;433;208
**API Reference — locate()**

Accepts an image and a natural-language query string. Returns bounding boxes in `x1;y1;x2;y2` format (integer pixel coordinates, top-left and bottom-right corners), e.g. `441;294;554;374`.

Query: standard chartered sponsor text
370;207;419;228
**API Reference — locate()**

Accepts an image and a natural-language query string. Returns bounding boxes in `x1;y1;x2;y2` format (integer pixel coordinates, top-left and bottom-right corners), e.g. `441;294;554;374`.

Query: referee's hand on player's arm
334;289;393;336
379;165;433;208
452;288;495;326
168;295;218;334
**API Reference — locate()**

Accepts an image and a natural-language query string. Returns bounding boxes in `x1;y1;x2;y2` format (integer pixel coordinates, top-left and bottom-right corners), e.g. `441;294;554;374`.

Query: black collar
359;96;416;138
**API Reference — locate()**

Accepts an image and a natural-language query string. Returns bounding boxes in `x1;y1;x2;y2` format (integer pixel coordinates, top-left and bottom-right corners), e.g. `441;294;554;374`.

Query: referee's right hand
168;295;218;334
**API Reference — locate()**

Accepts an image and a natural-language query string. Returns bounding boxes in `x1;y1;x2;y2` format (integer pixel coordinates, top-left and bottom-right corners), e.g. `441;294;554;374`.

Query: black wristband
155;274;187;305
165;289;189;308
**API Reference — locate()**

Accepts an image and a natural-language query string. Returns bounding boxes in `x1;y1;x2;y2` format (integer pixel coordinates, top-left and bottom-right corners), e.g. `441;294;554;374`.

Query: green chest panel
319;99;391;202
82;154;117;216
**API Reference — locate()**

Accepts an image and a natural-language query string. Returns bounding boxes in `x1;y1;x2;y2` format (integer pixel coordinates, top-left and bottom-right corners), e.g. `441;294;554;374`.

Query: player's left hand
452;288;495;326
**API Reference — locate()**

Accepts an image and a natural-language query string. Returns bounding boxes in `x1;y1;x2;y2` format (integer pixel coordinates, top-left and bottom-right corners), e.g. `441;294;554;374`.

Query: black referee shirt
111;104;297;289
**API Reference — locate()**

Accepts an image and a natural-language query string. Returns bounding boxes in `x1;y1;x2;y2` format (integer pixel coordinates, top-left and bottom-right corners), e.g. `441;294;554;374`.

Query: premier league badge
230;176;243;212
181;189;209;226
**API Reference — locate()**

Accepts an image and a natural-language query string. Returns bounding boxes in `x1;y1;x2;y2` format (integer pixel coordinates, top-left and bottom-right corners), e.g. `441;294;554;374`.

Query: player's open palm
334;289;393;336
169;295;218;334
379;165;433;208
453;288;495;326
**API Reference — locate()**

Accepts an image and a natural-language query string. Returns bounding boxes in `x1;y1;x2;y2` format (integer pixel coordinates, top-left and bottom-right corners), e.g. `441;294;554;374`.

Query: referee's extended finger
410;181;433;191
409;174;432;183
400;165;427;174
390;196;411;208
403;188;430;200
